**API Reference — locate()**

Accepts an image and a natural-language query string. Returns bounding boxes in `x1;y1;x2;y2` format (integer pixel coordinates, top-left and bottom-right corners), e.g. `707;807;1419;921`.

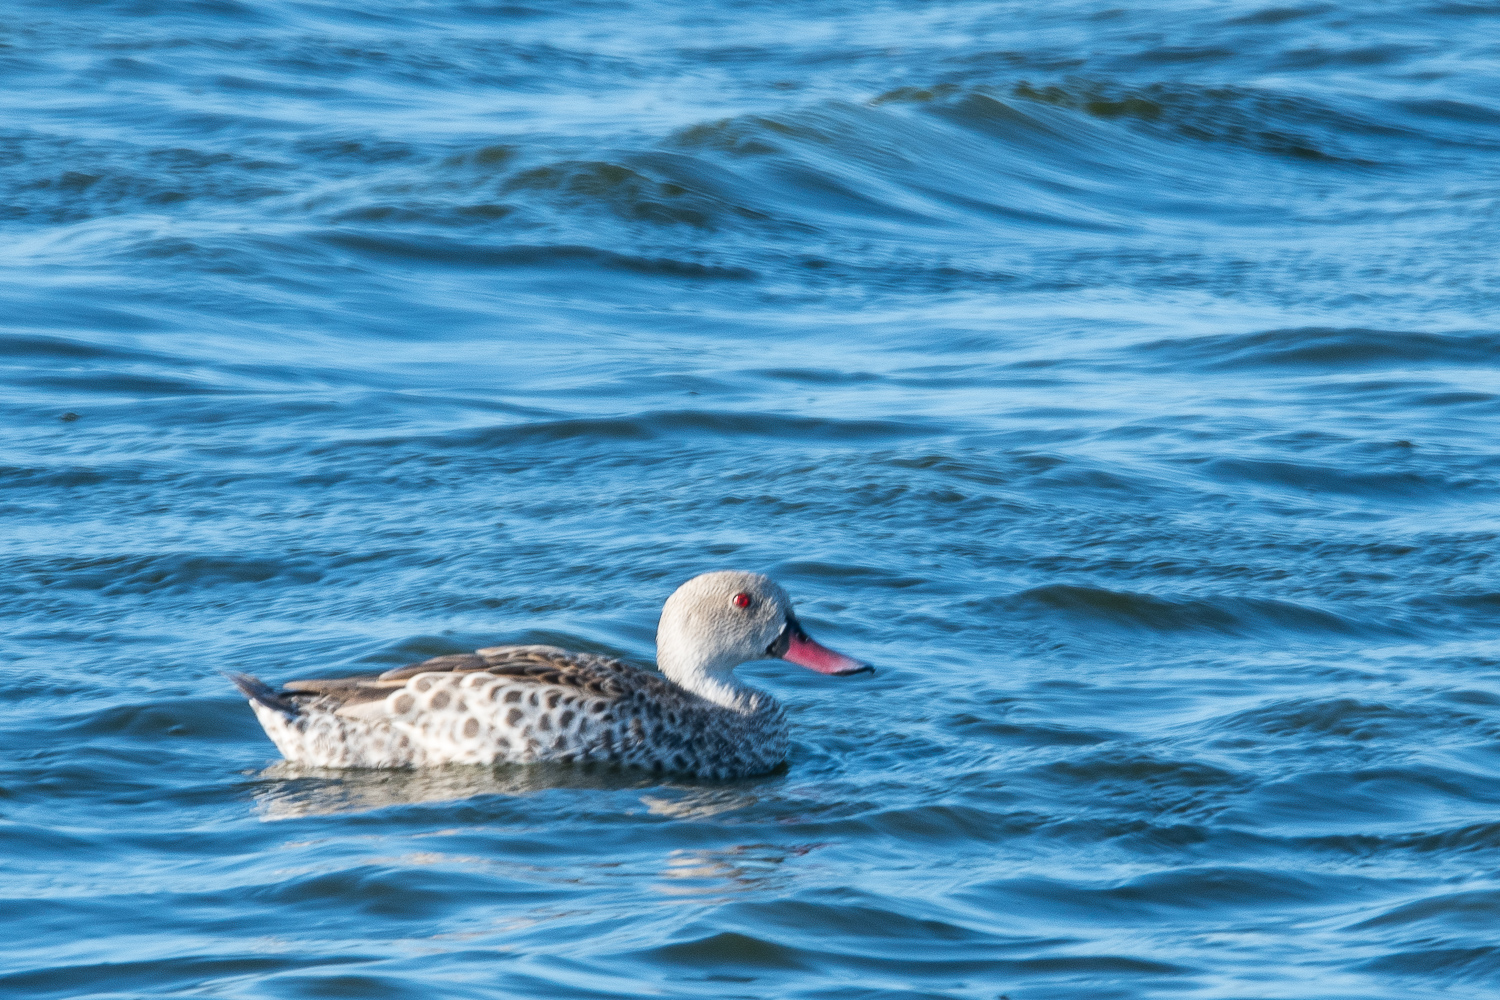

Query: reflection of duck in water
232;571;873;779
250;760;667;820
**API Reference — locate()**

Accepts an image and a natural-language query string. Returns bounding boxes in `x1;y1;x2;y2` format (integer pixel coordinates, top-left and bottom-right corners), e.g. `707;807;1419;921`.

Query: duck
231;570;873;779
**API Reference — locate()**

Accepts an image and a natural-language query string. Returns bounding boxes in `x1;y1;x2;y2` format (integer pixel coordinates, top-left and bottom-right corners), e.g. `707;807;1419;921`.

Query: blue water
4;1;1500;996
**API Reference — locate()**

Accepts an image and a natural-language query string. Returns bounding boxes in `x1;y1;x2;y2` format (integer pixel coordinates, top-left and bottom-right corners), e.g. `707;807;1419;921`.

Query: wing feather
254;643;698;724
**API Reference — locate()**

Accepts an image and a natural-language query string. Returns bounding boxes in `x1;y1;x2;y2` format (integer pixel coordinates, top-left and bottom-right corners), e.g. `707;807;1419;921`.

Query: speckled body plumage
235;570;870;779
247;645;788;779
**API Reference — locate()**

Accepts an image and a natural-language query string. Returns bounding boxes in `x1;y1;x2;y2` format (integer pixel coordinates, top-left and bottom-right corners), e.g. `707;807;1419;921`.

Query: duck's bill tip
782;631;875;676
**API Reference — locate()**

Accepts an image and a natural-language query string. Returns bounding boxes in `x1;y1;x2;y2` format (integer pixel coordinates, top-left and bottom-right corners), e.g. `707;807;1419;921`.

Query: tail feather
226;671;299;717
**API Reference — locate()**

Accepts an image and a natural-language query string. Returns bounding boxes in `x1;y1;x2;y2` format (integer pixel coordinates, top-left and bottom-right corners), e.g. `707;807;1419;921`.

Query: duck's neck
656;645;769;714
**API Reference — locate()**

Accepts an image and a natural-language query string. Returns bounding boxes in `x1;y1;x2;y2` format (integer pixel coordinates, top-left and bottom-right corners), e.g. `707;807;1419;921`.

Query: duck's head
656;570;872;706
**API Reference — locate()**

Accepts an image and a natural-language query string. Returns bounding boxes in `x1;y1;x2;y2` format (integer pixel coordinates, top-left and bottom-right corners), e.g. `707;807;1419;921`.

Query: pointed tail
226;671;300;717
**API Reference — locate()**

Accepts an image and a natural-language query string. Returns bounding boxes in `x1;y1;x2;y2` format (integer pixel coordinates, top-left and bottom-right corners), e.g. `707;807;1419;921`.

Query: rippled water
4;1;1500;996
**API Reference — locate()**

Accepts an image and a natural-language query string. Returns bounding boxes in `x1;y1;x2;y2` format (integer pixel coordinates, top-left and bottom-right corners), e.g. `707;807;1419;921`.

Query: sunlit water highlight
3;1;1500;997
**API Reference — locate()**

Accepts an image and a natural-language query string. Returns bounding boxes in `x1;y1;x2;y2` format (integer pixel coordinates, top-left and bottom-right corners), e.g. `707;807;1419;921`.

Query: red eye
733;592;752;609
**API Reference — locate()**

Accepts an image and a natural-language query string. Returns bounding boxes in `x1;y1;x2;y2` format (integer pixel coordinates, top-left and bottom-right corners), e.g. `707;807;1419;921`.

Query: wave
0;137;290;227
1354;888;1500;930
1135;327;1500;371
632;920;1187;977
897;81;1387;166
313;231;759;278
0;956;318;1000
5;67;1477;316
1009;584;1377;637
972;866;1368;920
320;410;936;454
1193;455;1483;501
1215;697;1423;740
0;552;323;595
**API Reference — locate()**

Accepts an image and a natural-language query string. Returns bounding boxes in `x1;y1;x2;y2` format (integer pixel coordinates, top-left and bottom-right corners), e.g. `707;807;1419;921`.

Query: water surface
3;1;1500;997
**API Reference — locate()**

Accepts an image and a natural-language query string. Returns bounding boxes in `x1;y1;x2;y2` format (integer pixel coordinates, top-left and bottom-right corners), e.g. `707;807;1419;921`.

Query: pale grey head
655;570;872;710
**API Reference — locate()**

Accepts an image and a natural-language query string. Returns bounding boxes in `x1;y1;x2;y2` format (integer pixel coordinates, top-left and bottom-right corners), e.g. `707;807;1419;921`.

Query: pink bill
782;631;874;675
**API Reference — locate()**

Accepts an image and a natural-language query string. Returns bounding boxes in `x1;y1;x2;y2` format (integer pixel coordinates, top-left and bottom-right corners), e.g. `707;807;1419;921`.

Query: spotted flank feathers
236;645;787;779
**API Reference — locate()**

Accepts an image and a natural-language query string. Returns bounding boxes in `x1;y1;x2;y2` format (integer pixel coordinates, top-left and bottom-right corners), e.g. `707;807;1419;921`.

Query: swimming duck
232;570;873;779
